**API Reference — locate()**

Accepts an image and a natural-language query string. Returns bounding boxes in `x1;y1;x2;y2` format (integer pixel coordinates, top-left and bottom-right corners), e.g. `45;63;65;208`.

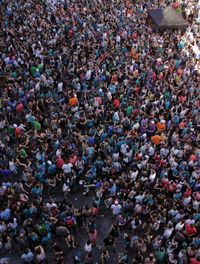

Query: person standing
35;245;46;264
21;248;34;264
110;200;122;218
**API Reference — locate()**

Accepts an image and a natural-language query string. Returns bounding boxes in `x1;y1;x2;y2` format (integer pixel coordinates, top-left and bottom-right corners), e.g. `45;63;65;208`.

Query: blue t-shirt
0;208;11;220
21;252;34;262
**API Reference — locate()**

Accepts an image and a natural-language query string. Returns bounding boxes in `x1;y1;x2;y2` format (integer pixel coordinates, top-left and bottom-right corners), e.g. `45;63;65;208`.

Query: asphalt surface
0;188;133;264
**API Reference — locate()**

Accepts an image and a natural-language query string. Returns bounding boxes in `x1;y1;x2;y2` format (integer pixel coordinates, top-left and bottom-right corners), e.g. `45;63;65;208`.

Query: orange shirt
127;9;133;16
134;53;139;63
131;48;136;58
156;122;166;132
69;97;78;106
151;135;162;145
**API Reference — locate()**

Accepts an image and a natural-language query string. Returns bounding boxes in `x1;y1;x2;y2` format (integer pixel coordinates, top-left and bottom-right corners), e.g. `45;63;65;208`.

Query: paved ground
0;187;134;264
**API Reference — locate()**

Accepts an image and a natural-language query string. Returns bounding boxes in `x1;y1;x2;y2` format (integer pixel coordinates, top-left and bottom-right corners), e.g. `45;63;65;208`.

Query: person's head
196;256;200;262
24;247;30;254
160;247;165;252
86;239;91;245
35;246;41;254
149;254;154;260
90;229;95;234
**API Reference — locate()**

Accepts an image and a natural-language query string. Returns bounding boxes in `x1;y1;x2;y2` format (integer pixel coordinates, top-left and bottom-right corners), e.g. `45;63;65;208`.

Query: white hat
47;160;52;165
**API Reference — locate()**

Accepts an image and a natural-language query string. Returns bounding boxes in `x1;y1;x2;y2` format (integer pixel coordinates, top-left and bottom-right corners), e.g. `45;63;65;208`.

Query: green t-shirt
126;106;133;116
20;148;27;158
34;121;41;131
30;66;37;77
37;63;44;73
164;91;171;100
11;72;17;79
156;249;166;262
8;126;15;136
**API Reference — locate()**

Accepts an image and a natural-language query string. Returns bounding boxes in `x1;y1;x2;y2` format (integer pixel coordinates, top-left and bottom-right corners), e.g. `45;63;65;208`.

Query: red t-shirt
15;127;21;137
167;182;177;192
68;29;73;38
190;258;200;264
132;33;137;40
16;103;24;112
183;188;192;198
113;99;120;109
111;74;118;83
135;86;140;94
160;159;166;166
92;207;99;216
152;72;156;81
158;72;164;80
69;155;77;165
185;224;197;236
57;158;64;169
162;178;169;189
190;155;197;161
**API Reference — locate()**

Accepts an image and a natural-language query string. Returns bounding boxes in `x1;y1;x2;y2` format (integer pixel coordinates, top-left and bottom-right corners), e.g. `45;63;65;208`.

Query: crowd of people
0;0;199;263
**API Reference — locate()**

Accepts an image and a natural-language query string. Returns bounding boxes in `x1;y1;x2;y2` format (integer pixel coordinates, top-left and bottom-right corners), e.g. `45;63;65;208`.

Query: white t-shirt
84;243;92;252
120;144;128;155
112;152;119;161
37;248;45;261
164;227;173;238
62;163;73;174
0;222;7;232
135;194;145;203
175;222;184;231
130;171;138;181
46;202;57;210
0;120;5;129
149;172;156;182
111;204;122;215
185;219;195;225
85;70;92;80
125;150;133;161
58;82;63;92
131;219;141;230
56;149;62;158
9;161;16;172
182;197;191;206
149;147;155;156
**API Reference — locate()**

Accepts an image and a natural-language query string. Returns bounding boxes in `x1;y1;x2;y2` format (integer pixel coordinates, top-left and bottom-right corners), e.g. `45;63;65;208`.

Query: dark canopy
148;6;189;29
